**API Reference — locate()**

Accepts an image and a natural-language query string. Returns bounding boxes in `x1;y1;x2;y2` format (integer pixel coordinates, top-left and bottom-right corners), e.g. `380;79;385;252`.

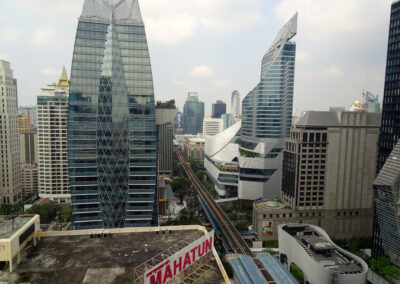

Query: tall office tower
372;140;400;266
364;91;381;113
221;113;232;130
281;111;380;237
69;0;158;229
183;92;204;135
239;13;297;200
0;60;22;205
37;67;70;203
19;130;37;164
231;90;240;118
203;115;224;136
377;0;400;172
155;100;177;175
18;115;31;132
212;100;226;119
19;106;37;129
20;164;38;198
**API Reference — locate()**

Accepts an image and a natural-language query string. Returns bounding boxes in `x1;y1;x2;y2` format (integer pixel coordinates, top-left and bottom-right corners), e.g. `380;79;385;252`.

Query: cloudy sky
0;0;392;114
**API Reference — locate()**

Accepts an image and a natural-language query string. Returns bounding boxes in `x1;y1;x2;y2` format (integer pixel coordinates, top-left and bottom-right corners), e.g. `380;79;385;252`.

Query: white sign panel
144;230;214;284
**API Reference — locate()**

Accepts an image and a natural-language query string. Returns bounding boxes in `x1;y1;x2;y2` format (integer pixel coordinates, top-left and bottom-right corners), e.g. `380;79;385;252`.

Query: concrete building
0;60;22;206
19;130;37;164
155;100;177;175
0;225;227;284
37;67;70;203
203;115;224;137
239;13;297;200
279;224;368;284
183;92;204;135
372;140;400;266
212;100;226;119
18;115;31;132
18;106;37;130
20;163;38;198
184;137;205;160
253;111;381;240
0;215;40;273
231;90;240;118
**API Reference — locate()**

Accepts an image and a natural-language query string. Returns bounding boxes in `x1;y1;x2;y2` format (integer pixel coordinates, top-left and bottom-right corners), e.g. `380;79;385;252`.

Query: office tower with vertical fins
68;0;158;229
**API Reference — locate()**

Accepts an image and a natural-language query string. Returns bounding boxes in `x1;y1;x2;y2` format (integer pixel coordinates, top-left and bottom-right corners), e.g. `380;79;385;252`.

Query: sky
0;0;393;115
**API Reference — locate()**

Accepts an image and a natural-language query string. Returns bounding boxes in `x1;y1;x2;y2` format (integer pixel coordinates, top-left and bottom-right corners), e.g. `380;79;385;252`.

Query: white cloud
0;27;22;44
214;79;231;87
141;0;262;45
30;27;57;47
189;65;214;78
40;68;59;76
0;54;10;61
321;65;344;77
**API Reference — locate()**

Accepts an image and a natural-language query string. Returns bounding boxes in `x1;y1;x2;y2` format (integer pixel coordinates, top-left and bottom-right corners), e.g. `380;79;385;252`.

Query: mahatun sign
144;230;214;284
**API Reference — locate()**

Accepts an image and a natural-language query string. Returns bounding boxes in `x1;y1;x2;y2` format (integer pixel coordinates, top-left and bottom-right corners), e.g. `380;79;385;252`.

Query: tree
171;177;190;204
370;257;400;280
177;208;190;225
234;222;248;232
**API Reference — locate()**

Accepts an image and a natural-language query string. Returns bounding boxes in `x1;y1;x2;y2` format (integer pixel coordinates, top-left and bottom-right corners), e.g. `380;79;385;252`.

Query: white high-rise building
203;114;224;137
0;60;22;205
231;90;240;118
37;67;70;203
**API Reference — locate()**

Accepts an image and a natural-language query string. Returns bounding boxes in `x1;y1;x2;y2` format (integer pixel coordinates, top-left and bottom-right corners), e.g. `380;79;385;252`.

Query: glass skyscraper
239;13;297;200
212;100;226;119
68;0;157;229
377;0;400;172
183;92;204;135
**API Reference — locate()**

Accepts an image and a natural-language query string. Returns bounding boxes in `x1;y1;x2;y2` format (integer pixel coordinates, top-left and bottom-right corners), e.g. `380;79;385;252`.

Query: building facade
0;60;22;206
19;130;37;164
202;115;224;137
183;92;204;135
37;67;70;203
155;100;177;175
279;224;368;284
18;115;31;132
231;90;240;118
372;140;400;266
18;106;37;130
377;0;400;172
20;163;38;198
212;100;226;119
253;111;381;240
68;0;158;229
239;13;297;200
184;138;205;160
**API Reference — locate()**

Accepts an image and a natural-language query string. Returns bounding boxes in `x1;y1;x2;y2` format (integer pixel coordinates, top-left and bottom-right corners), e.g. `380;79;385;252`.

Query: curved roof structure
80;0;143;25
205;121;241;158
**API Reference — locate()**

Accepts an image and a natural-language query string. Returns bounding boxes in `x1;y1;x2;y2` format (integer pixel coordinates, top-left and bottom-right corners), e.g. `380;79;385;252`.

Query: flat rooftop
283;225;364;274
0;216;32;239
0;229;223;284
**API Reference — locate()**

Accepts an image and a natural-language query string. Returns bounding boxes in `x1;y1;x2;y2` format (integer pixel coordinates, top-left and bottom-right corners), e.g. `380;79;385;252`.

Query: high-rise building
183;92;204;135
18;106;37;130
253;111;381;240
203;115;224;136
364;91;381;113
231;90;240;118
37;67;70;203
221;113;232;130
18;115;31;132
19;130;37;164
372;140;400;266
68;0;158;229
377;0;400;172
212;100;226;119
155;100;177;175
0;60;22;205
20;163;38;198
239;13;297;200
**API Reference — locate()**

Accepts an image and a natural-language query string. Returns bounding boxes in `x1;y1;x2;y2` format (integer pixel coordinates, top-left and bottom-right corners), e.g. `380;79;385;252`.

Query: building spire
57;66;70;87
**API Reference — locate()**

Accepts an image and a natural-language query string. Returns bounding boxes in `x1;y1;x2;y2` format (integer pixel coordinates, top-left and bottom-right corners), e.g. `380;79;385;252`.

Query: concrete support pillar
34;234;37;246
9;258;12;273
17;251;21;264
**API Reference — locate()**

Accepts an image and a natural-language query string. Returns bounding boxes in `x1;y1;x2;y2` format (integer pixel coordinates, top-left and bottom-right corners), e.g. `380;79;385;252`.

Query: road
175;150;275;283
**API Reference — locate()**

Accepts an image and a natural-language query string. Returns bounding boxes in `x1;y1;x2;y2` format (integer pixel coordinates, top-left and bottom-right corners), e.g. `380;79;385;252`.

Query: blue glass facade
183;93;204;135
68;0;157;229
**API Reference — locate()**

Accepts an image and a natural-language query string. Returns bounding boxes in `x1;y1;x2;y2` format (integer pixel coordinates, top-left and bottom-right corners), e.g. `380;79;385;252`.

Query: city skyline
0;0;391;115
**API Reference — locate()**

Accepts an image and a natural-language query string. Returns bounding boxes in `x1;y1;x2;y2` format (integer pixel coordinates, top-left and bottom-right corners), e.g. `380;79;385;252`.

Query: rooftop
282;224;365;274
0;216;33;239
254;200;289;211
1;228;223;284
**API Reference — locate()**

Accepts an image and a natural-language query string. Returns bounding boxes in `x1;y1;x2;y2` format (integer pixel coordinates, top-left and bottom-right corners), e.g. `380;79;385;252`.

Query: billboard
262;221;273;236
144;230;214;284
